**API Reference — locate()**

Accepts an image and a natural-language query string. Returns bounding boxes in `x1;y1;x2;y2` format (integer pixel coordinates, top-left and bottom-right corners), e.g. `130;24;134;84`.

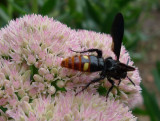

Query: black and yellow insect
61;13;135;98
61;54;104;72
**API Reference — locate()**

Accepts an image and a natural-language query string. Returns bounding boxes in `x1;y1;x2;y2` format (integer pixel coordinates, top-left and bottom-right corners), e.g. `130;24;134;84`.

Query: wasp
61;13;135;98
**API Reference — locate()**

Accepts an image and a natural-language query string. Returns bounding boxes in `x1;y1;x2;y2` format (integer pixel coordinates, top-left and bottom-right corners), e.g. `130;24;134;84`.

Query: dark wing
111;13;124;61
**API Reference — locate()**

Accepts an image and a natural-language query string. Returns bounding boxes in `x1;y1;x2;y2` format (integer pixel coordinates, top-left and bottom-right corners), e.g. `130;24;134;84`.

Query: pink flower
0;98;7;106
0;43;9;55
6;92;136;121
0;14;141;120
27;54;36;65
38;50;46;60
44;73;54;81
30;43;41;54
0;116;6;121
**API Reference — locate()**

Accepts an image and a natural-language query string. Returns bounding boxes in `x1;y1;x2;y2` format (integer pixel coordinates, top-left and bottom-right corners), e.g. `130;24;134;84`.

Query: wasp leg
126;59;135;86
118;79;121;86
69;48;102;58
127;76;135;86
106;78;115;99
75;76;105;96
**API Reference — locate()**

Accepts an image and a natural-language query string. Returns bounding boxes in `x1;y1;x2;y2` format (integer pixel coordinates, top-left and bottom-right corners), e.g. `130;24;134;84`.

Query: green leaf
97;86;107;96
152;69;160;91
132;107;148;115
68;0;76;13
30;65;38;82
0;6;10;22
102;11;119;33
10;2;28;14
85;0;102;25
152;61;160;91
31;0;38;13
156;61;160;75
142;84;160;121
40;0;57;15
0;106;7;113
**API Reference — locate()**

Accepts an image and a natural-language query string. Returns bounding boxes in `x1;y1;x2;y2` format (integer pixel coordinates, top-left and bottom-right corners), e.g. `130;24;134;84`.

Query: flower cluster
7;92;137;121
0;14;141;120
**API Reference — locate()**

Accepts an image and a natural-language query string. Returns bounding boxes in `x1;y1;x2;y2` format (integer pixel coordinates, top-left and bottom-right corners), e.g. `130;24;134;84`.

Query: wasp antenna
69;48;77;53
127;58;130;65
127;76;135;86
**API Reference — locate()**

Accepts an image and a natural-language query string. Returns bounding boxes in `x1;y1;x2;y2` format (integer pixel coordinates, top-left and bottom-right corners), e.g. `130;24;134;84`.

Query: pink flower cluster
0;14;141;120
7;92;137;121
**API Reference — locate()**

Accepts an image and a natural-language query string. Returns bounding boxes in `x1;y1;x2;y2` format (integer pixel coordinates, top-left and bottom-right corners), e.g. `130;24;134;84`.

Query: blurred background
0;0;160;120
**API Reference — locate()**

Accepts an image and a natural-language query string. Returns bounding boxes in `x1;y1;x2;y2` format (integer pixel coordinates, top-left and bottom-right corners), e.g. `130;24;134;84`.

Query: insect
61;13;135;98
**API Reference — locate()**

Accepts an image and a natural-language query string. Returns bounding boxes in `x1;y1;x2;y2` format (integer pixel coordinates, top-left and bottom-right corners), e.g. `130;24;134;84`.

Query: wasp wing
111;13;124;61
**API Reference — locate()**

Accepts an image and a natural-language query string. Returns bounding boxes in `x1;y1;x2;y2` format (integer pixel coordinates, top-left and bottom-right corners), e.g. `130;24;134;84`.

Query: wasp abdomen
61;55;104;72
61;55;90;72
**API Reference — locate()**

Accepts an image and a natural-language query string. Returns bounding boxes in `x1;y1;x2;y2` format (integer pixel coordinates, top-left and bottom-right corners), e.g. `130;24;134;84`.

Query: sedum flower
0;14;141;120
7;92;137;121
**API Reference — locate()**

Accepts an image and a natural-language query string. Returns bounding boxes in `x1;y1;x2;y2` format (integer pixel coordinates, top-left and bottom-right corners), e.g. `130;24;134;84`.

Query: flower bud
39;51;46;60
48;86;56;94
57;80;65;88
20;115;25;121
12;80;20;89
4;79;10;87
0;98;7;106
51;68;58;75
0;90;4;97
112;88;117;95
46;110;53;119
21;96;29;102
31;44;41;54
45;57;53;68
38;68;49;75
0;73;5;80
18;89;26;98
0;116;6;121
21;70;31;82
27;54;36;64
64;114;72;121
21;101;32;115
45;74;53;81
33;74;43;82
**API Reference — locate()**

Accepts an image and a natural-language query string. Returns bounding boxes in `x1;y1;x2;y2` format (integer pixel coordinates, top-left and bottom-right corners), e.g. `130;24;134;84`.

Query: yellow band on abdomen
83;63;89;71
83;56;89;59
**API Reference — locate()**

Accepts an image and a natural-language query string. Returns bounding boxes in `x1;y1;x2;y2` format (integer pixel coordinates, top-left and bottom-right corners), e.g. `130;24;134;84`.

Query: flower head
7;92;137;121
0;14;142;120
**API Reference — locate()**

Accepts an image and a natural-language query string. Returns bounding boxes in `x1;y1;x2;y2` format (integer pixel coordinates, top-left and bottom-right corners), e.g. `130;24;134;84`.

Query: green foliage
142;84;160;121
30;65;38;82
133;85;160;121
152;61;160;91
133;63;160;121
40;0;57;15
